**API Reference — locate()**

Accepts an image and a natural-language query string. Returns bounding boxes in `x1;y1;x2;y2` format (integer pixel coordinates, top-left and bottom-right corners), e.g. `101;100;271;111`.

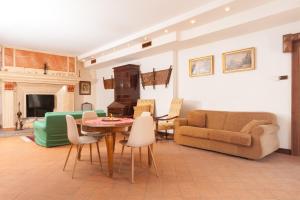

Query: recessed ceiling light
82;59;85;62
144;36;148;41
190;19;196;24
164;29;169;33
225;6;231;12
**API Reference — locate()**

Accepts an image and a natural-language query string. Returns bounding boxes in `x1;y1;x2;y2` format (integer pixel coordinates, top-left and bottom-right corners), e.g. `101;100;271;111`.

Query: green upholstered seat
33;110;106;147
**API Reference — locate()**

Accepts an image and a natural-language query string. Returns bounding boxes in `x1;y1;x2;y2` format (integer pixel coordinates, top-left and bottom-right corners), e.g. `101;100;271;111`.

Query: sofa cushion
223;112;276;132
208;129;251;147
240;120;272;134
187;111;206;128
179;126;209;139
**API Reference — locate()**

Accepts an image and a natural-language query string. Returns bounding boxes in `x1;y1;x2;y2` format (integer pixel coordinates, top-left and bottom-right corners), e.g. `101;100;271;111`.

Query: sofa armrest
248;124;280;159
250;124;279;137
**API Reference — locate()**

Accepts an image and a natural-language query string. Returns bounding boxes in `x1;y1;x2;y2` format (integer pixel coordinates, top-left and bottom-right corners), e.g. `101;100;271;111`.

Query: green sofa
33;110;106;147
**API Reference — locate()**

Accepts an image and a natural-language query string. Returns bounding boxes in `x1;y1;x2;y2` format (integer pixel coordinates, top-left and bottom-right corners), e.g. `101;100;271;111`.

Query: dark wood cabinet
107;64;140;117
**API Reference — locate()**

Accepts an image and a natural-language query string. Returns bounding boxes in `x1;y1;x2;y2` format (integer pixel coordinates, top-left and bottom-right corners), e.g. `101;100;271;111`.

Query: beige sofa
174;110;280;160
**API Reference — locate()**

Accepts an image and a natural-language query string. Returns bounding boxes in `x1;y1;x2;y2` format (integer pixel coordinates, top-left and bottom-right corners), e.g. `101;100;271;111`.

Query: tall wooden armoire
107;64;140;116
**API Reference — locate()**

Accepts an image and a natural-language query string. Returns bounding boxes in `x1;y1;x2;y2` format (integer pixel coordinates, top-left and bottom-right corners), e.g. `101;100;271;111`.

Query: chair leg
78;144;84;160
131;147;135;184
148;145;159;177
139;147;142;166
63;144;73;171
89;144;92;164
72;145;80;179
165;130;168;139
96;142;103;170
118;144;125;172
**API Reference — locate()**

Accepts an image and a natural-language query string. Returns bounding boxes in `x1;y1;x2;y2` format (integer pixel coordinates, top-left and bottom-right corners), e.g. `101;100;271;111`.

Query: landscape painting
222;47;255;73
189;55;214;77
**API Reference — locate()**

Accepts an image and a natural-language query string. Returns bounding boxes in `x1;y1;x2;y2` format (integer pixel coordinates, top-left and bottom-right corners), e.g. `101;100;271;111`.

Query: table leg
148;144;153;167
105;133;114;177
113;132;116;152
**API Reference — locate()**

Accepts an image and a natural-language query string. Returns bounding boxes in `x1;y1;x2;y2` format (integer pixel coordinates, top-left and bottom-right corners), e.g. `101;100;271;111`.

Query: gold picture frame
222;47;255;73
189;55;214;77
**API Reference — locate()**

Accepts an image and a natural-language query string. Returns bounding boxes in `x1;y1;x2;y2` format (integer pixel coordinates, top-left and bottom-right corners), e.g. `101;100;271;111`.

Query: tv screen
26;94;55;117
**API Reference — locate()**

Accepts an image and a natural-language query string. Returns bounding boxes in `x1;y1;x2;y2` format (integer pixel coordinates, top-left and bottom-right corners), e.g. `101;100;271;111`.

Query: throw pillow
133;105;150;119
240;120;272;134
187;111;206;128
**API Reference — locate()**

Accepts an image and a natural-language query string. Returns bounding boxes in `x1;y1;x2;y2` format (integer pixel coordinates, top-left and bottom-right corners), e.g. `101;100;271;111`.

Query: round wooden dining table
76;117;133;177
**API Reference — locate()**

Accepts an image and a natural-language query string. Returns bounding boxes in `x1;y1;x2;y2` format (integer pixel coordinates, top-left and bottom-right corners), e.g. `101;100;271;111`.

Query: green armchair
33;110;106;147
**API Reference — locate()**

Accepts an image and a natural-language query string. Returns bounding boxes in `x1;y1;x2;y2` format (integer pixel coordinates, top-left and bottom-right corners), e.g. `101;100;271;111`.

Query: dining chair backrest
127;114;155;147
82;111;98;124
66;115;80;144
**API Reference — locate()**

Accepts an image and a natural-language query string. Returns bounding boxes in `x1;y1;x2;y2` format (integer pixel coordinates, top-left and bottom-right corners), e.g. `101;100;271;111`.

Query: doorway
292;39;300;155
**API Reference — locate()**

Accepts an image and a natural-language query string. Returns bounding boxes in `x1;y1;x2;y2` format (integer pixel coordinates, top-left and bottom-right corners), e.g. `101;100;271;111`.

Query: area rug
26;135;35;142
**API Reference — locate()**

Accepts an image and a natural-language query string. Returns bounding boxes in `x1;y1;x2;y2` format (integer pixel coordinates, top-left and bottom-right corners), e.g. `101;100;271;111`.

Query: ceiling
0;0;212;55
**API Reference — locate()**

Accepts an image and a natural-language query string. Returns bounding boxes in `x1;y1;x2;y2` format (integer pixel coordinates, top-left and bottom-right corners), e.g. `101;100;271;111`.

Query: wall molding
0;71;79;85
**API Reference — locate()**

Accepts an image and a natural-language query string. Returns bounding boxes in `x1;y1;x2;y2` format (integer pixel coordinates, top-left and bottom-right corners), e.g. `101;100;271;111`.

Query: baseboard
276;148;291;155
0;128;16;131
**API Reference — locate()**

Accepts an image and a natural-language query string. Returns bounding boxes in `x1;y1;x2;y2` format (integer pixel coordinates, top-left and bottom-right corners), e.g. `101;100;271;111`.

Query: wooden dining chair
81;111;103;167
63;115;102;179
119;113;159;183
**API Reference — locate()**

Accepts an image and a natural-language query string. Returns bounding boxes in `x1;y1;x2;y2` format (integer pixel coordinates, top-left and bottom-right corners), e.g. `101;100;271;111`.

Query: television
26;94;55;117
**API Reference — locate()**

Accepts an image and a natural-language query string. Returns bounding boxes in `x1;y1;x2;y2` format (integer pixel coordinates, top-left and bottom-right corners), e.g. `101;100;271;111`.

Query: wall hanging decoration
222;47;255;73
43;63;48;75
15;102;24;130
140;65;172;89
79;81;91;95
189;55;214;77
103;76;114;89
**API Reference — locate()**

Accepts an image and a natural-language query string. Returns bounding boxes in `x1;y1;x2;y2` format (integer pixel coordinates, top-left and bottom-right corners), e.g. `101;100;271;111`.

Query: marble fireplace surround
0;71;79;129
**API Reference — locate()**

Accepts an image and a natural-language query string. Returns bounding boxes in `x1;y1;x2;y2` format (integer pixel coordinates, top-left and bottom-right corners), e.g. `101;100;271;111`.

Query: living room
1;0;300;199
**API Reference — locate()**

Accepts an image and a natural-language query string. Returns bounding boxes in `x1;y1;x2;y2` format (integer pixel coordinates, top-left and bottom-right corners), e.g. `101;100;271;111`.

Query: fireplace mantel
0;71;79;85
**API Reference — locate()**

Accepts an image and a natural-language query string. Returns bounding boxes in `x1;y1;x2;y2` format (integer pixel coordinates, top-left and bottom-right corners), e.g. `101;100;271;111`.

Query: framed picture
189;55;214;77
79;81;91;95
222;47;255;73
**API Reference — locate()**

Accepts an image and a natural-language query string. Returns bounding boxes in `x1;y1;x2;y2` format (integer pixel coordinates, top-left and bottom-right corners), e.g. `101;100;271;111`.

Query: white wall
94;20;300;149
96;51;174;116
177;21;300;149
74;62;97;111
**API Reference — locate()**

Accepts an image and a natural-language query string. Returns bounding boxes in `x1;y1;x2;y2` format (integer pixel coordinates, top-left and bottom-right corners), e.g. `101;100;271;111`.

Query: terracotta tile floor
1;136;300;200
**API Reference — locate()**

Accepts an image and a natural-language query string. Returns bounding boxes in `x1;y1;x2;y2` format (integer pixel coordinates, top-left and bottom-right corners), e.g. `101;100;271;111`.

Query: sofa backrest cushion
187;111;206;128
205;111;228;130
188;110;277;132
223;112;277;132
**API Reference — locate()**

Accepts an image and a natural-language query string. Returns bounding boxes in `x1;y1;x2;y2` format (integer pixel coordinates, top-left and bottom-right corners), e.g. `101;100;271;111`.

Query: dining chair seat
78;136;98;144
